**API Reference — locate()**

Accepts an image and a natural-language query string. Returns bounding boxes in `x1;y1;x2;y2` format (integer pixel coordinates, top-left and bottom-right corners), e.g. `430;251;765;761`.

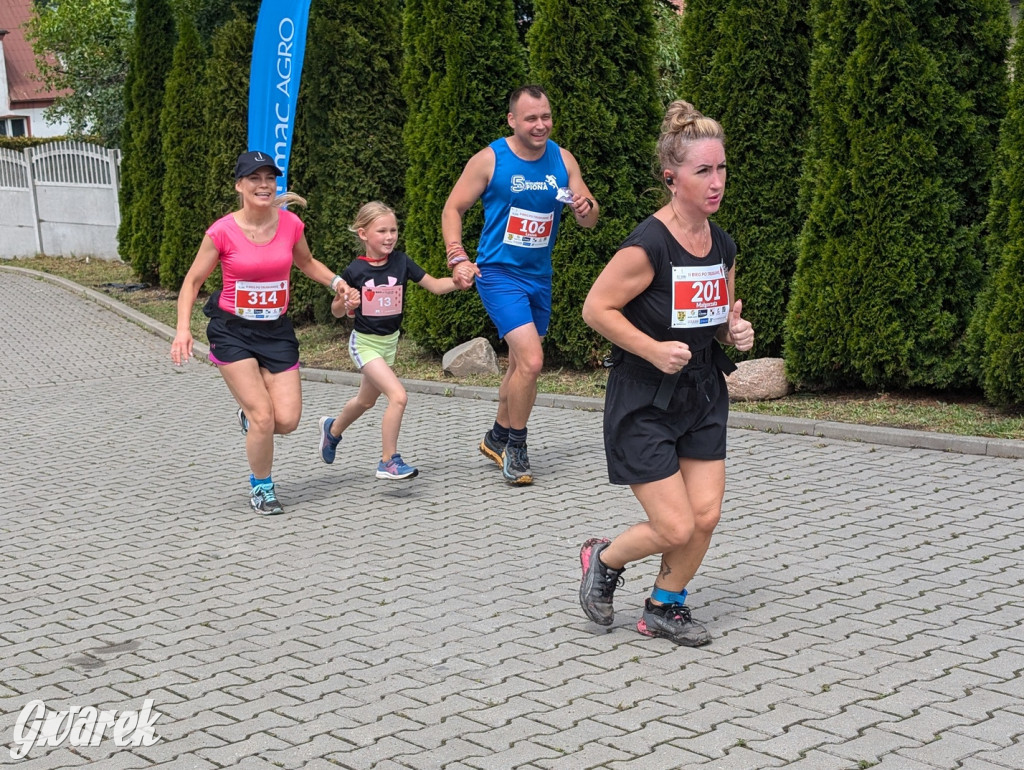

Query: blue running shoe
376;454;418;480
249;483;284;515
318;416;341;464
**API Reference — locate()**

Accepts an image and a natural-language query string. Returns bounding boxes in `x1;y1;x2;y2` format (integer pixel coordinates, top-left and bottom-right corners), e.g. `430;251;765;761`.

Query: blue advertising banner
248;0;313;194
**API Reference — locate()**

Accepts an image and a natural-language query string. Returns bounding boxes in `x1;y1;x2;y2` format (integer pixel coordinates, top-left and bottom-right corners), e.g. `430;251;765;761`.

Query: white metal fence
0;141;122;260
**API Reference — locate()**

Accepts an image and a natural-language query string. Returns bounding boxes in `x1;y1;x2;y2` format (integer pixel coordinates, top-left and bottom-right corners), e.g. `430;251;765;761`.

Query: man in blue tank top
442;85;599;485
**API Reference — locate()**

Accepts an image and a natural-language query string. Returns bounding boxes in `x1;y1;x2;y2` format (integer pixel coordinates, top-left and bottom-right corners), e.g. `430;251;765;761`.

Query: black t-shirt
341;251;427;336
614;216;737;363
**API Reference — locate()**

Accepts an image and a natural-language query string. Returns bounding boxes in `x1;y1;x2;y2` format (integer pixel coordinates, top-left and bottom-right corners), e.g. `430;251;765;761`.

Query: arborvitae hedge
401;0;526;353
116;34;137;267
288;0;407;325
923;0;1008;388
119;0;175;282
678;0;721;101
976;31;1024;406
201;11;254;227
157;13;209;289
786;0;965;389
680;0;810;359
529;0;662;367
195;0;257;42
923;1;1008;231
652;0;686;106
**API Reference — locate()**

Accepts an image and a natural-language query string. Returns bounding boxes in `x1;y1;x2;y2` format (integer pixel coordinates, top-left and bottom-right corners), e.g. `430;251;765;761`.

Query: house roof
1;0;60;108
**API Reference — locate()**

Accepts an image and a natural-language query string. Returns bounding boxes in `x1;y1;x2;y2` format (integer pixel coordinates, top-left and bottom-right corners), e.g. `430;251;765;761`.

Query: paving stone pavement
2;267;1024;770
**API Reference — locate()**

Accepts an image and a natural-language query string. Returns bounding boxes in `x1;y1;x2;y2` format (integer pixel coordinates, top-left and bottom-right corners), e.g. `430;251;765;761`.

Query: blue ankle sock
651;586;687;605
250;474;273;489
508;427;527;446
491;422;510;443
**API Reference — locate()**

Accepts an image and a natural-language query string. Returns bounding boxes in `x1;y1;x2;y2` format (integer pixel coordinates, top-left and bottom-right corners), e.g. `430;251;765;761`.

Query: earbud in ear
664;174;674;185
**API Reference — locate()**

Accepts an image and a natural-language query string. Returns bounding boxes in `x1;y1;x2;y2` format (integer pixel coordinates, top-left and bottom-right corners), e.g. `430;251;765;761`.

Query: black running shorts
203;294;299;374
603;360;728;486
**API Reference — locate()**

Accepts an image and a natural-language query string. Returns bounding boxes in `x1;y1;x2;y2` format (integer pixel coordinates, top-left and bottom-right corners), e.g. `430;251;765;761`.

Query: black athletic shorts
203;292;300;374
603;354;728;486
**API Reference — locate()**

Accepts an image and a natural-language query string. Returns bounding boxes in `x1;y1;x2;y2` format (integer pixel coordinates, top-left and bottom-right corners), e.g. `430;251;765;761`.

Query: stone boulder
443;337;500;377
724;357;792;401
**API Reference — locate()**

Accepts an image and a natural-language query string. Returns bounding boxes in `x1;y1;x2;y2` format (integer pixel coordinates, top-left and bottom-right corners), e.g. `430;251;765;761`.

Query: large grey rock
725;357;792;401
443;337;500;377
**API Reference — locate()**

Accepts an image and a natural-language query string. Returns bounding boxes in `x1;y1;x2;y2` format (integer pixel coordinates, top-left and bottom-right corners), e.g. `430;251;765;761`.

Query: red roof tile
1;0;60;107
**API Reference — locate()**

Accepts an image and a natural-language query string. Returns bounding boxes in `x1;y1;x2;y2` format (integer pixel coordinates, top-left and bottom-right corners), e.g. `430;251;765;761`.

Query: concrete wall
0;141;121;260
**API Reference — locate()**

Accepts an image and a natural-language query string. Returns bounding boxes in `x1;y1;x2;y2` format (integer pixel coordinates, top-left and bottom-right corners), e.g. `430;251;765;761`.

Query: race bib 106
504;207;554;248
235;279;288;320
671;264;728;329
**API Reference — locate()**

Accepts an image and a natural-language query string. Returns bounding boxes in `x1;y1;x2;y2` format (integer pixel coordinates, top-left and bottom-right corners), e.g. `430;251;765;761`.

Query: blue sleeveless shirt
476;138;569;278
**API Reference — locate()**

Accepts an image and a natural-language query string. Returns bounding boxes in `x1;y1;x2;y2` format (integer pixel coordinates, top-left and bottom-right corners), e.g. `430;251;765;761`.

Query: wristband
330;275;344;292
446;244;469;269
583;197;594;213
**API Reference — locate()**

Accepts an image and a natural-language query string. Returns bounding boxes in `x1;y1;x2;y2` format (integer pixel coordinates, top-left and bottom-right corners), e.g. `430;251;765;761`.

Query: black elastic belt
611;341;736;410
652;372;681;410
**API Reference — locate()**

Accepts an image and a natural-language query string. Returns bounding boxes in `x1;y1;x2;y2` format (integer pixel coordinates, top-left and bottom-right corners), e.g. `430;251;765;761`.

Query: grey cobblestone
3;266;1024;770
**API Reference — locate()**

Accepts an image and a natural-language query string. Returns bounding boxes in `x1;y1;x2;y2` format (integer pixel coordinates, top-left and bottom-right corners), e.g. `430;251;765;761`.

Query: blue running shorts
475;265;552;338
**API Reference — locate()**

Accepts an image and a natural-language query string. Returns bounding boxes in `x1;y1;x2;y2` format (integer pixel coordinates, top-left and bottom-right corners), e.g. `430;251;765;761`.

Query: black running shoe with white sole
636;599;711;647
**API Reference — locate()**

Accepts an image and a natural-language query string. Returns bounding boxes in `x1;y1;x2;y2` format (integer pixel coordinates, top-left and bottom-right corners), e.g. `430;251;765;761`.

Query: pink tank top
206;209;305;318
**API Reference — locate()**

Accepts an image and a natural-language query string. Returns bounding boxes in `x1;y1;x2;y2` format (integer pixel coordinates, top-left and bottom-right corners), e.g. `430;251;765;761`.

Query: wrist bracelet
446;243;469;269
330;275;343;292
584;197;594;212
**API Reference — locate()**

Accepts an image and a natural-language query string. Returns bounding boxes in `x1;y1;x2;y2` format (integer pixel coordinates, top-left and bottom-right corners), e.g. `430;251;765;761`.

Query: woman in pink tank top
169;151;358;516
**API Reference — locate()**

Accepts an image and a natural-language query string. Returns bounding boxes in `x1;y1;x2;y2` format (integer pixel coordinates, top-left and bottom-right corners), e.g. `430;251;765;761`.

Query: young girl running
317;202;463;479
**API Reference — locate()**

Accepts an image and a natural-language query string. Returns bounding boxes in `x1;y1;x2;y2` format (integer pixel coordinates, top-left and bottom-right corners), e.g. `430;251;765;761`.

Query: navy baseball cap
234;150;283;179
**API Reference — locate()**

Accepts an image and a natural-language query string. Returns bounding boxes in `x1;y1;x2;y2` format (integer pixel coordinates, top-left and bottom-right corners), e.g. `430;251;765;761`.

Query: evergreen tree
529;0;662;367
924;0;1009;388
923;1;1008;232
785;0;966;389
401;0;526;352
680;0;811;359
652;0;686;106
201;10;254;228
195;0;258;41
117;46;138;265
157;10;210;289
288;0;407;324
118;0;175;281
976;30;1024;406
678;0;722;101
